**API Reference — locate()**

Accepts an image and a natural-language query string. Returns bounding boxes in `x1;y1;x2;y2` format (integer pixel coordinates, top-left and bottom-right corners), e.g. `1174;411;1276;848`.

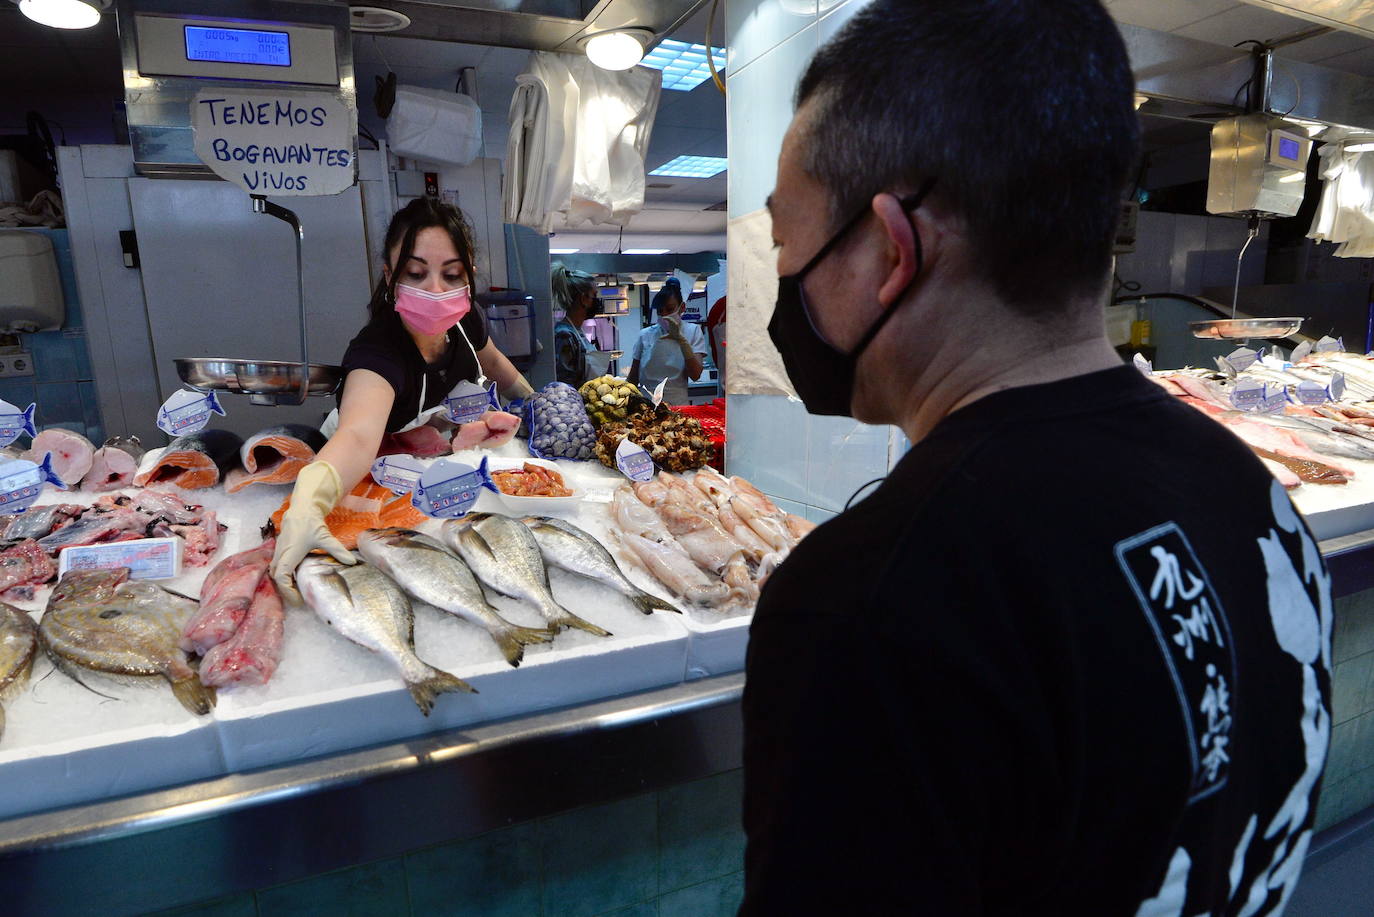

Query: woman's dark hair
652;284;683;315
367;198;478;321
552;263;597;314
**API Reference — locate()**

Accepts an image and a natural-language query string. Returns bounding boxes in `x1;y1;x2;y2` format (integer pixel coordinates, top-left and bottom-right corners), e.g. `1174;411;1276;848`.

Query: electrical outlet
0;352;36;378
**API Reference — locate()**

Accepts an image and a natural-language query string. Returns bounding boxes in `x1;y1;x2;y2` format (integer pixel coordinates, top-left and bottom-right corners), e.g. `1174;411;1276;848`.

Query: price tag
0;455;67;514
651;378;667;408
1231;380;1265;410
1290;340;1313;363
1132;353;1153;375
157;389;225;436
1314;336;1343;354
412;456;498;518
443;381;500;425
58;537;182;580
1331;373;1346;401
1260;386;1288;413
615;438;655;482
0;399;36;448
370;454;427;496
1294;381;1329;405
1226;346;1260;371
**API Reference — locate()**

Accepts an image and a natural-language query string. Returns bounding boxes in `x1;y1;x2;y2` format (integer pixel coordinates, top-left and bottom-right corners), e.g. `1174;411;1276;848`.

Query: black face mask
586;294;605;317
767;179;936;417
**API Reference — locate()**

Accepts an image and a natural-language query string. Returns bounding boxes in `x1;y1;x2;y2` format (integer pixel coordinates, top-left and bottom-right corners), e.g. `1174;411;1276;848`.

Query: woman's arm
317;369;394;492
665;320;705;381
477;339;534;398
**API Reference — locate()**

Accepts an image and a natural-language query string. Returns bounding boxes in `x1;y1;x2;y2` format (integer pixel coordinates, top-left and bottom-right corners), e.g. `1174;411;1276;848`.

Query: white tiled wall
723;0;903;521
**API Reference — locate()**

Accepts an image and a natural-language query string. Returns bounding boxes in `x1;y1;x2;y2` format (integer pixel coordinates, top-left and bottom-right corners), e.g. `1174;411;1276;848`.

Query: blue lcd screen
184;26;291;67
1279;136;1300;161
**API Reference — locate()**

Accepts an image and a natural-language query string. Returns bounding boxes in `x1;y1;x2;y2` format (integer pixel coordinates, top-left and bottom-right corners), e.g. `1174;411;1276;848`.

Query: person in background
270;198;533;597
551;263;599;387
742;1;1331;915
627;278;707;403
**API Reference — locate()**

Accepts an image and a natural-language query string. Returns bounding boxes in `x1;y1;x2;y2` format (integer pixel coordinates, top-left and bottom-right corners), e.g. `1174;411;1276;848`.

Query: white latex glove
660;314;685;341
271;460;356;603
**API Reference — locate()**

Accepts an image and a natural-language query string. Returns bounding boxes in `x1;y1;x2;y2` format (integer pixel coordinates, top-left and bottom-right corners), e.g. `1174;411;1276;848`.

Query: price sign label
615;438;655;482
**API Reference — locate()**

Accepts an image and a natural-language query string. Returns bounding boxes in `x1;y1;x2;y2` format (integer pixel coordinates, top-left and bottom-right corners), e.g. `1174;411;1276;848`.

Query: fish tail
493;623;557;667
170;675;216;715
37;452;67;490
21;403;36;437
477;454;498;494
407;668;477;715
207;391;226;416
632;590;682;615
553;606;613;638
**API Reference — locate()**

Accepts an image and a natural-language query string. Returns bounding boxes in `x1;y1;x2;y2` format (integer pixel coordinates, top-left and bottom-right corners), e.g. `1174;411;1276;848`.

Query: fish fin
43;647;121;702
407;668;477;714
170;675;216;715
552;606;613;637
632;591;682;615
493;624;557;667
37;452;68;490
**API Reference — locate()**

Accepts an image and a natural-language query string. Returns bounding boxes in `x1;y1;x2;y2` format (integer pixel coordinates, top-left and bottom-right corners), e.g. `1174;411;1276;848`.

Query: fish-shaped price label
0;399;37;448
1314;336;1344;354
614;438;655;482
443;381;500;425
1294;381;1331;405
1260;386;1288;413
650;378;667;407
0;454;67;514
412;455;498;518
370;454;427;496
1231;380;1265;410
1291;340;1313;363
157;389;225;436
1226;346;1260;372
1132;353;1153;375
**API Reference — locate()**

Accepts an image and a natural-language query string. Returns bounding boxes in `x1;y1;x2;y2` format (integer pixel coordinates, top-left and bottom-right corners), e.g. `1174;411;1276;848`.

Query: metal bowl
1189;317;1305;340
175;358;342;396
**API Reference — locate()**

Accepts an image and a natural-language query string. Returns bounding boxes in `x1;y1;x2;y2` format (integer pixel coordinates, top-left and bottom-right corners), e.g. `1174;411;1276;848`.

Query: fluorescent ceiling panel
649;155;728;178
640;39;727;91
550;248;580;254
623;248;671;254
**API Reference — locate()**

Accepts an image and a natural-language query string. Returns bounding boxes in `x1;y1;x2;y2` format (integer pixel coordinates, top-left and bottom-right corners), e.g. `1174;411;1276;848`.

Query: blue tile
0;380;36;410
727;0;816;75
540;794;659;917
724;394;809;503
657;873;744;917
29;332;83;383
658;771;745;893
805;416;893;512
726;24;818;217
594;903;657;917
69;332;93;379
145;893;258;917
255;858;408;917
34;381;85;430
406;822;541;917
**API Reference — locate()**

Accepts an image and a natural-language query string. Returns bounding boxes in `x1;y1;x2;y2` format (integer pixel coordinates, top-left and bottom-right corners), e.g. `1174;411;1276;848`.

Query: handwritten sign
192;88;356;196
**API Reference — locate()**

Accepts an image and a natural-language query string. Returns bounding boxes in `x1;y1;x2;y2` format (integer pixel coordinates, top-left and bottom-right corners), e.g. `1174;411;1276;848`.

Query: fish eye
99;609;122;619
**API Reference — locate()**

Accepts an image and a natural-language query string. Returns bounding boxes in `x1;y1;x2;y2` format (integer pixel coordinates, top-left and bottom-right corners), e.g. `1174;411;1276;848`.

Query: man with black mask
741;2;1332;915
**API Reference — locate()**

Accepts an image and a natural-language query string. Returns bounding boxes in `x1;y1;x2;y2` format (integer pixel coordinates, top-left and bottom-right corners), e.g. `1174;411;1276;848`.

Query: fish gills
521;516;679;615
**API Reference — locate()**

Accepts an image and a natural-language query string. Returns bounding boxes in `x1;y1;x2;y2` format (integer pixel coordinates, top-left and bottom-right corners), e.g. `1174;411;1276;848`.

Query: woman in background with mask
552;263;599;387
270;198;534;597
628;278;707;404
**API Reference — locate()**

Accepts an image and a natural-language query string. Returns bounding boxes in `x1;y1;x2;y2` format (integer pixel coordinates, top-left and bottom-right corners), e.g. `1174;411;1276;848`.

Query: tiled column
724;0;905;523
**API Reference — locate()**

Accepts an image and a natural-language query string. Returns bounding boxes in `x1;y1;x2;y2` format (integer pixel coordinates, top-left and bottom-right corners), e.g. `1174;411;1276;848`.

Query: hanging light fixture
583;29;653;71
18;0;104;29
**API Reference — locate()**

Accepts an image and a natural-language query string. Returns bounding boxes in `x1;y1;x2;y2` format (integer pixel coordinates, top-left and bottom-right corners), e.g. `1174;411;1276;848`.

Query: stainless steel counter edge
0;672;745;857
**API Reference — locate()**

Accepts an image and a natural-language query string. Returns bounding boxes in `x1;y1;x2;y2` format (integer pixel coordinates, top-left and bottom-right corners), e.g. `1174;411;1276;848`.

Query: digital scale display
184;25;291;68
1278;136;1300;161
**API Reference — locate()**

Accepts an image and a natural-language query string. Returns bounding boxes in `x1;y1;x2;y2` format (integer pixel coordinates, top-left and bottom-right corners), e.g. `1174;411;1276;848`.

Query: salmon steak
224;424;326;494
134;429;244;491
271;479;428;550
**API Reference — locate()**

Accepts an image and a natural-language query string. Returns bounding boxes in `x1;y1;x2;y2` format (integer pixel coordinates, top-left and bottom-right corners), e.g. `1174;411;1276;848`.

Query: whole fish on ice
0;400;36;448
296;556;475;714
156;389;225;437
0;602;39;741
357;527;554;667
39;568;216;715
442;513;612;637
520;515;679;615
200;575;284;689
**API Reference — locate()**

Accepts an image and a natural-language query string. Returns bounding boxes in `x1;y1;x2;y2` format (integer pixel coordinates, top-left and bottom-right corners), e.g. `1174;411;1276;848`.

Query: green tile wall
143;770;745;917
1318;588;1374;831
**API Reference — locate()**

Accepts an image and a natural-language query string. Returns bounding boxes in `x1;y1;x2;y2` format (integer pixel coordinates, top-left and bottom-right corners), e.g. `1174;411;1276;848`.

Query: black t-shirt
741;365;1333;917
337;308;489;433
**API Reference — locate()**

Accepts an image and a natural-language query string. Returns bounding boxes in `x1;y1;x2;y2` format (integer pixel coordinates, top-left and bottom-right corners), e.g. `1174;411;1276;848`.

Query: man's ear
872;192;921;308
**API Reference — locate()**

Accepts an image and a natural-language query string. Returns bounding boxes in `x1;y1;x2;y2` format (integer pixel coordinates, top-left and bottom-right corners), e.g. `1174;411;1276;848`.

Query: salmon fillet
134;430;244;491
225;424;325;493
271;479;429;550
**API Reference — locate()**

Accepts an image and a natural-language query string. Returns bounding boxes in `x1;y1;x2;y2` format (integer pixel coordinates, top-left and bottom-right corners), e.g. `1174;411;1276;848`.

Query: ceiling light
623;249;670;255
1133;93;1149;111
584;30;650;71
640;39;728;92
19;0;103;29
1346;142;1374;153
650;155;728;179
550;248;580;254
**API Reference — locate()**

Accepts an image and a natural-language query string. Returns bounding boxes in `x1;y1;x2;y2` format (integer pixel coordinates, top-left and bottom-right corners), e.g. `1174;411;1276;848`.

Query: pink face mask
394;282;471;335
